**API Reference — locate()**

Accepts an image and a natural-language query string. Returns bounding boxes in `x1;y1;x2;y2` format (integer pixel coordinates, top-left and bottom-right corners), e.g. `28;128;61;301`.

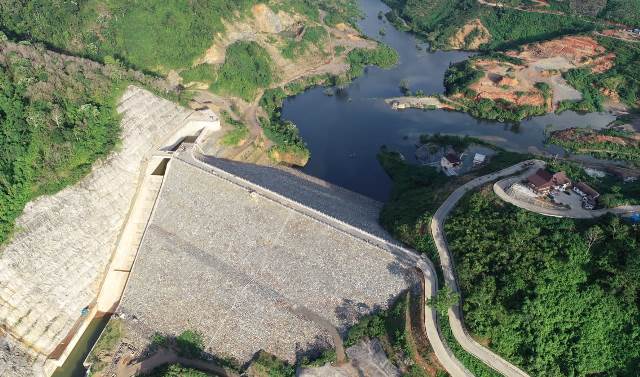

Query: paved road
430;160;544;377
494;175;640;219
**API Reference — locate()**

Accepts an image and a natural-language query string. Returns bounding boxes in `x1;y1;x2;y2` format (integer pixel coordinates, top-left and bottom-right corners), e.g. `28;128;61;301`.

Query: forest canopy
445;189;640;376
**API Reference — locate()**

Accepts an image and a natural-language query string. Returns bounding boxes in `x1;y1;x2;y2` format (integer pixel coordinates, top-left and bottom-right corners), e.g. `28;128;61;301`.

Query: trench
51;315;111;377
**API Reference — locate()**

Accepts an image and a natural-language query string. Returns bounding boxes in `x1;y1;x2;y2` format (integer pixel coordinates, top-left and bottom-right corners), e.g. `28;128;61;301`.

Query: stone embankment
0;86;195;376
386;96;452;111
116;154;418;364
184;149;473;377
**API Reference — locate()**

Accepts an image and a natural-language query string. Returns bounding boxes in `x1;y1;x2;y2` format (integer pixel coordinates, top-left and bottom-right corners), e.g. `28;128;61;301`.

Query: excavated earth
468;35;615;109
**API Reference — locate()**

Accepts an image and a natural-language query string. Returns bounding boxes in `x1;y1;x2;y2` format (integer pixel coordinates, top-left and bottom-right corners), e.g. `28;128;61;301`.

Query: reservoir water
282;0;616;201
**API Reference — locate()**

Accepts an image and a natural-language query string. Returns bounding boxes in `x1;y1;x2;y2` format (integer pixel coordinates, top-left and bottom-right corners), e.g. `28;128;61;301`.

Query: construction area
467;35;615;109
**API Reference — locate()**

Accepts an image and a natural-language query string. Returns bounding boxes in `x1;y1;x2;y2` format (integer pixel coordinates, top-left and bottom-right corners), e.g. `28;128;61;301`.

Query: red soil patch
507;35;615;73
553;128;639;146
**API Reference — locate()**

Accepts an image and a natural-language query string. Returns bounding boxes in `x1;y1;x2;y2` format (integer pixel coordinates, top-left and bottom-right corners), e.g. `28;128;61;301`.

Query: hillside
446;189;640;376
0;37;172;245
0;0;359;74
382;0;596;50
0;1;385;167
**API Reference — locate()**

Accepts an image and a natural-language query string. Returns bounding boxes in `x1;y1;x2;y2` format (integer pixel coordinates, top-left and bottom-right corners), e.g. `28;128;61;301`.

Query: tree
427;286;460;317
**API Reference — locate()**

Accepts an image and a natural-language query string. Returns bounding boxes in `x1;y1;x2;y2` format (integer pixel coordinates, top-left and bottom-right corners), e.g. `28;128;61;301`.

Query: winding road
430;158;639;377
494;174;640;219
430;161;544;377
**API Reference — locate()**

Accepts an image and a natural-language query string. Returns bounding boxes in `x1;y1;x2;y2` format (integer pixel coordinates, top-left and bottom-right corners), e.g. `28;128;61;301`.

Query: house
441;153;462;176
573;182;600;209
573;182;600;204
473;153;486;165
441;153;461;169
552;171;572;191
526;169;572;194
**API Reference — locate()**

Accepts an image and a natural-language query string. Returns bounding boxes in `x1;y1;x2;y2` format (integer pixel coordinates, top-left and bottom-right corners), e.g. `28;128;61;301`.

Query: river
282;0;616;201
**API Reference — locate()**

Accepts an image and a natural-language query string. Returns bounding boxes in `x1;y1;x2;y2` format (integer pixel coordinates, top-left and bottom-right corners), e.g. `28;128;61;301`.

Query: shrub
176;330;204;359
210;41;274;102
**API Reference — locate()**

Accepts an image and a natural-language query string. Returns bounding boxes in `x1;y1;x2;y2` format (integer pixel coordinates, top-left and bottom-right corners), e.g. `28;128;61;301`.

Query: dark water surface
51;316;110;377
282;0;615;201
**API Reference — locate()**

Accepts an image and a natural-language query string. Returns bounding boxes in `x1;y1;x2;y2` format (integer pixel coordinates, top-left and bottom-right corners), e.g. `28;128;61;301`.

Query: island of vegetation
549;125;640;166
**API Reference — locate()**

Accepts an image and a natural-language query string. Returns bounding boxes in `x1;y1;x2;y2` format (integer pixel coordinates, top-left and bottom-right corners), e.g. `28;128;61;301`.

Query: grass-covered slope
0;0;360;74
383;0;594;50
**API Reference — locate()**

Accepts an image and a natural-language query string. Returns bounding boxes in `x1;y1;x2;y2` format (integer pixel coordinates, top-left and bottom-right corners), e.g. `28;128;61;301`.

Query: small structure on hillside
573;182;600;210
160;108;221;151
441;153;461;169
473;153;487;165
441;153;462;176
527;169;572;194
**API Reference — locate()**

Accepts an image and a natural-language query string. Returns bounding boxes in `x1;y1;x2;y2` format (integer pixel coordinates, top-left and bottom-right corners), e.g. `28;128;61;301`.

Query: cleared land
115;156;417;366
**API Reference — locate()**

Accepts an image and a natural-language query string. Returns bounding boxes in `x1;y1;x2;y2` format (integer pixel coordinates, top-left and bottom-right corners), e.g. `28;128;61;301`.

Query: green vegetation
180;64;217;84
220;112;249;146
210;41;273;102
557;68;604;113
0;41;172;245
600;0;640;28
383;0;595;51
594;37;640;108
553;37;640;113
445;189;640;376
426;287;459;317
250;351;295;377
378;143;530;376
281;26;328;60
478;7;595;50
144;364;214;377
0;0;258;72
378;139;529;256
300;349;337;368
439;316;502;377
377;147;449;255
0;0;360;74
346;44;399;78
549;128;640;165
443;60;484;95
345;292;429;375
260;82;319;163
176;330;204;359
86;319;124;373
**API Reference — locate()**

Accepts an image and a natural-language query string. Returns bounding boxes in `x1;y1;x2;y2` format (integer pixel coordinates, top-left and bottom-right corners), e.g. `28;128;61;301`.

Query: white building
473;153;486;165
